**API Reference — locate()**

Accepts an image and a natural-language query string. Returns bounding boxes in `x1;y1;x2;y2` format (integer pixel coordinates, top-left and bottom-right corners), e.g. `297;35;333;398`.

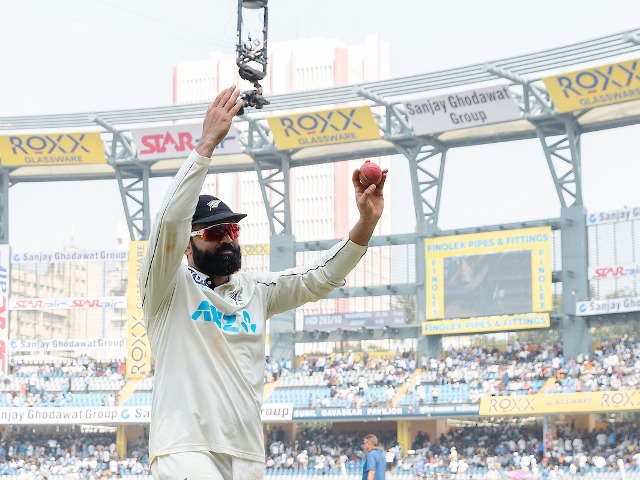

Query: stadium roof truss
1;29;640;354
0;29;639;241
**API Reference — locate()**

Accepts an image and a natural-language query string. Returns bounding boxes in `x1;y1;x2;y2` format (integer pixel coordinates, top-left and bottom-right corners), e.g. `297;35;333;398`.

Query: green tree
394;294;417;324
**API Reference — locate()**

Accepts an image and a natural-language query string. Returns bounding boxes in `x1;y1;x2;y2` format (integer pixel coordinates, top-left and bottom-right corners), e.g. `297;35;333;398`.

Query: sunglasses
190;223;240;242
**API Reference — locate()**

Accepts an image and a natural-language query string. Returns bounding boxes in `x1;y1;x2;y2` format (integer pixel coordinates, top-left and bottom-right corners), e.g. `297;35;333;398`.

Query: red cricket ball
359;161;382;186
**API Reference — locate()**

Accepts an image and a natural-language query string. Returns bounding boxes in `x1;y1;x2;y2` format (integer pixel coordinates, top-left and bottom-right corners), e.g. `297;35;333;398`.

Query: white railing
0;469;637;479
261;473;640;480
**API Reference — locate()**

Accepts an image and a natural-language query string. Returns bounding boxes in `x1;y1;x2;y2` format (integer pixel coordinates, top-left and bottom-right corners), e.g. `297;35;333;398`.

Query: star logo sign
207;199;222;210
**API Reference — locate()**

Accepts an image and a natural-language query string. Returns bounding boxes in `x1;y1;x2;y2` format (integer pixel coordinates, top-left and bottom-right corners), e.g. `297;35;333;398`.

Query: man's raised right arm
139;87;243;322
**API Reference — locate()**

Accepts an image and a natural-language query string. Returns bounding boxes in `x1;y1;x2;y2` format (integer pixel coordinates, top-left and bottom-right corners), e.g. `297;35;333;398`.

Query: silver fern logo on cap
207;199;222;210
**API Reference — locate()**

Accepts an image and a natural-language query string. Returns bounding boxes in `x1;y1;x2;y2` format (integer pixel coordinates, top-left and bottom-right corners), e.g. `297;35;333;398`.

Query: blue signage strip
291;404;479;420
303;310;408;330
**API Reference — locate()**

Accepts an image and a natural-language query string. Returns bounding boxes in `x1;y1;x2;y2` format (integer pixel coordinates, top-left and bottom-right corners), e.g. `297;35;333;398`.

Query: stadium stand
0;340;637;478
2;337;639;411
1;22;639;480
0;422;639;478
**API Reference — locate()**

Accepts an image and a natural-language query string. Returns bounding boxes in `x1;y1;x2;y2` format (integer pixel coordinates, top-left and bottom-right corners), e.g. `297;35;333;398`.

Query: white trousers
152;451;264;480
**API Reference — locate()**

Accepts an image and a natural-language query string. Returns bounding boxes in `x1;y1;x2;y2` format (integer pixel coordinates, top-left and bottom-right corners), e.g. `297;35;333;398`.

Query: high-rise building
8;255;128;360
173;36;393;331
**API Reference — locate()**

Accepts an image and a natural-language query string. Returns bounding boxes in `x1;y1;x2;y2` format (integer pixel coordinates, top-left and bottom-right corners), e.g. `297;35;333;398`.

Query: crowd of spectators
0;429;150;478
409;422;640;477
1;357;128;409
262;422;640;477
0;336;638;414
265;425;397;474
0;338;638;478
2;336;638;411
0;422;639;478
265;336;640;407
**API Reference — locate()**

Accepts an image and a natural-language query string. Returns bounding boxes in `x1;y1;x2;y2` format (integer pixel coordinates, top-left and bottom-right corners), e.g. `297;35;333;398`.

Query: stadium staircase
537;377;557;394
392;369;421;406
263;379;278;401
117;378;141;405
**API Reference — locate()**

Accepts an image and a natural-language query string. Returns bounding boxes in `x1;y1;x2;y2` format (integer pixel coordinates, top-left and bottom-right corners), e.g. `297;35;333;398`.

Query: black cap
192;195;247;225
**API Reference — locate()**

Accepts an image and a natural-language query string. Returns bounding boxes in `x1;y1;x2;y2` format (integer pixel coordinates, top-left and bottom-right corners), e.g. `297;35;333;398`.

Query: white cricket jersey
140;149;367;463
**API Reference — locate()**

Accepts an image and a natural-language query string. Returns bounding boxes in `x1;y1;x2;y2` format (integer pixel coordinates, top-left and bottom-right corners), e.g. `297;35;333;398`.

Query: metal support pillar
268;234;296;364
535;117;583;208
395;143;447;232
253;151;292;236
395;143;447;360
114;164;151;241
244;121;295;361
0;171;9;244
93;116;151;241
244;116;292;236
536;117;591;358
560;206;591;358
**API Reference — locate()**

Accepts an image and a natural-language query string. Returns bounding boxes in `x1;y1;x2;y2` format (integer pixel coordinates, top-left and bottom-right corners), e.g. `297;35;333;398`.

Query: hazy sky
1;0;640;251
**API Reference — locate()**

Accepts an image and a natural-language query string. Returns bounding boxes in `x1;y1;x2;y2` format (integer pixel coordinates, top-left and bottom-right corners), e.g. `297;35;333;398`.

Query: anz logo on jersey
191;301;257;334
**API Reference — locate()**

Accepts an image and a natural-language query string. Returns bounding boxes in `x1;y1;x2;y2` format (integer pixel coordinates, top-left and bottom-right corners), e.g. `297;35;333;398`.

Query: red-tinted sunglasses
190;223;240;242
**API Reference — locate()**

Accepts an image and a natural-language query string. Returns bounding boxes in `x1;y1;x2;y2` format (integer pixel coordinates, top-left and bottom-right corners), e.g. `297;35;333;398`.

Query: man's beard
190;240;242;278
